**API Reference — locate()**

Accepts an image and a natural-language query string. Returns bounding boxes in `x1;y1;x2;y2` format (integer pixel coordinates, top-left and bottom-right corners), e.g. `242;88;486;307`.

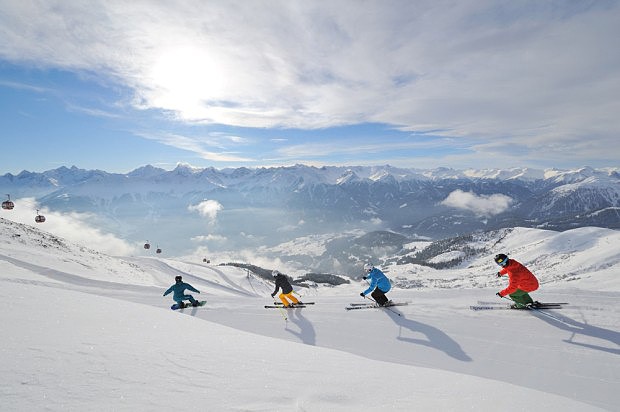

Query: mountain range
1;164;618;269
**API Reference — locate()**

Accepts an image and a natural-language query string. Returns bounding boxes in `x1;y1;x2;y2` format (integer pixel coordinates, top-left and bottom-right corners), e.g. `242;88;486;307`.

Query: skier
271;270;301;307
360;263;392;306
163;275;201;308
494;253;540;308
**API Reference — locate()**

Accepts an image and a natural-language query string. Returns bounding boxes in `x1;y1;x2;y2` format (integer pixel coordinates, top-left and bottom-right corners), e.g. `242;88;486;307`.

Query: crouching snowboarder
360;263;392;306
494;253;540;308
163;275;201;308
271;270;301;307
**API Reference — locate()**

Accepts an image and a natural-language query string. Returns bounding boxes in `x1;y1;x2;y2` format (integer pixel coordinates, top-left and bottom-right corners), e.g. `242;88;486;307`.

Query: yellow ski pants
278;292;299;306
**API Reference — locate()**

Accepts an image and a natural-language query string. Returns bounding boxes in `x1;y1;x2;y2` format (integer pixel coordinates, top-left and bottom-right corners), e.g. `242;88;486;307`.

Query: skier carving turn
360;263;392;306
494;253;540;308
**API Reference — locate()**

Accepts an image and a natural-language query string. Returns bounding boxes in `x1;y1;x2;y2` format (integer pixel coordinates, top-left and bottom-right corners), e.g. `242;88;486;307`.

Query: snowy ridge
2;163;618;192
254;226;620;292
0;218;618;410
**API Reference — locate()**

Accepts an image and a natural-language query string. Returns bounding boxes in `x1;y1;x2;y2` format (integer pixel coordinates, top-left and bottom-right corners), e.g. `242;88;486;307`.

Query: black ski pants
371;288;389;305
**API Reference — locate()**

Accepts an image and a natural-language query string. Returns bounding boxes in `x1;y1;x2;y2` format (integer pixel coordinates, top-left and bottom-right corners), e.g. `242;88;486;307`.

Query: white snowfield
1;218;618;411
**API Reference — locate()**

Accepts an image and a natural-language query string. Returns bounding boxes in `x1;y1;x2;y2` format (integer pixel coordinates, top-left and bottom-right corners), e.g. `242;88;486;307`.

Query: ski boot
530;301;542;308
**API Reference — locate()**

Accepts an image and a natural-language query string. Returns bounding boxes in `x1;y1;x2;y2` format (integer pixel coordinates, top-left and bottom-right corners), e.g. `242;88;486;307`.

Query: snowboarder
360;263;392;306
494;253;540;308
163;275;201;308
271;270;301;307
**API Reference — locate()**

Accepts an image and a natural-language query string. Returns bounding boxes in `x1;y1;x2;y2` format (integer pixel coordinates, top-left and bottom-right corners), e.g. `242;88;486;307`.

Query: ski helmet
363;263;373;273
494;254;509;267
175;275;183;283
272;270;280;277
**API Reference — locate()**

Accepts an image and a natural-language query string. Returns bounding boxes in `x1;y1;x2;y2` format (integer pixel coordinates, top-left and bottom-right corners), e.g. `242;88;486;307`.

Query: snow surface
1;218;618;411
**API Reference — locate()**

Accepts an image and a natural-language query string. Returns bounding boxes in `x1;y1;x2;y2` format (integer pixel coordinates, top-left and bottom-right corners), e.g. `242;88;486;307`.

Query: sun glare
149;46;229;119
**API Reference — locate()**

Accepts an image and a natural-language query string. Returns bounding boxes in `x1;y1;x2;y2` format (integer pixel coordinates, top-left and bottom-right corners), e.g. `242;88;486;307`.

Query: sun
148;45;229;119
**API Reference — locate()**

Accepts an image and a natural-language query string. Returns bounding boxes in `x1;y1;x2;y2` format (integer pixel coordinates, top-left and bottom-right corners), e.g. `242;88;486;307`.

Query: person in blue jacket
360;263;392;306
163;275;201;308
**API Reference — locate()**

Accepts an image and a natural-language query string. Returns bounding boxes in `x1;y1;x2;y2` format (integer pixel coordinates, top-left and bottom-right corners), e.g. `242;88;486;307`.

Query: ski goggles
495;256;508;267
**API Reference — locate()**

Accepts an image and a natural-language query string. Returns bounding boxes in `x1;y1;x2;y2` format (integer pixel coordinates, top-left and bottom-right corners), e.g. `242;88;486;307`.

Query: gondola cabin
144;241;151;250
2;195;14;210
156;247;162;254
35;210;46;223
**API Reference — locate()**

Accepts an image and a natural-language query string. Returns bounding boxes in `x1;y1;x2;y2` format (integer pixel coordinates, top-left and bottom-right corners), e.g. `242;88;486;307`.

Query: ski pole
271;295;288;321
362;294;402;317
500;295;569;325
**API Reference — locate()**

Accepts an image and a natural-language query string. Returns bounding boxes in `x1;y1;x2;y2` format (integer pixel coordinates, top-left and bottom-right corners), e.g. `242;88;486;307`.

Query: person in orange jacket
494;253;540;308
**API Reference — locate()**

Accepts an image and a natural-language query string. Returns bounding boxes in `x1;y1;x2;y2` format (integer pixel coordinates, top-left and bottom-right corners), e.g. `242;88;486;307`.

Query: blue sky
1;0;619;174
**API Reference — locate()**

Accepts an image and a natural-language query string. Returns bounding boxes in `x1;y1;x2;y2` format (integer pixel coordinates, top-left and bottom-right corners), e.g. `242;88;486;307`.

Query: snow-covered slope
253;226;620;292
1;218;618;410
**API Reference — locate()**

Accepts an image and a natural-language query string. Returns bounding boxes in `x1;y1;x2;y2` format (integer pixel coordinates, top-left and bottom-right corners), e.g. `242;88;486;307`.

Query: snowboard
171;300;206;310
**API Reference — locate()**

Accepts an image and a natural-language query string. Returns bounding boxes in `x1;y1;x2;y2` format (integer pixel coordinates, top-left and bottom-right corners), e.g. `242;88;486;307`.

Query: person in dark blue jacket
360;263;392;306
163;275;201;308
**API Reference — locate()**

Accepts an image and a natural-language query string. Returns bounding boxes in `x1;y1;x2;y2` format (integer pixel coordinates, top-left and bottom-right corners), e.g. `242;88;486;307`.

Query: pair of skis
469;301;567;311
264;302;315;309
263;301;409;311
345;301;409;311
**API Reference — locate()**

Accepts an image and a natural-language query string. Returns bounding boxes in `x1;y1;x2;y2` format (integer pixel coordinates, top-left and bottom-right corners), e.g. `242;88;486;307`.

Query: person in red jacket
494;253;540;308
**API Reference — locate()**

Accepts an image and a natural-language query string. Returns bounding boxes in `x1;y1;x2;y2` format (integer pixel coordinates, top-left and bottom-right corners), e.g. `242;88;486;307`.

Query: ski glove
496;292;503;298
362;276;367;280
360;292;365;297
496;272;502;278
271;293;275;298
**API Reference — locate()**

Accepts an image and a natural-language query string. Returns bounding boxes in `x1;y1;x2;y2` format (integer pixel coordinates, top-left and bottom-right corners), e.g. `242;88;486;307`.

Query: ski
345;302;408;311
477;300;567;306
264;305;307;309
348;301;409;307
470;305;513;311
470;304;564;311
272;301;315;305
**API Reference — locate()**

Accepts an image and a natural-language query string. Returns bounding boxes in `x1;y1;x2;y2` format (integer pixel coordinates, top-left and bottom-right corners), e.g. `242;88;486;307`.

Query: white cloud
187;199;223;222
440;190;513;217
191;234;226;243
3;198;135;255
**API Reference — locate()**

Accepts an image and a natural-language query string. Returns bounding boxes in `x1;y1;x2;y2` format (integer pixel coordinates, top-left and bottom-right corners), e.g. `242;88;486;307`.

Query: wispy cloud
0;80;50;93
136;131;252;162
65;103;123;119
0;1;618;167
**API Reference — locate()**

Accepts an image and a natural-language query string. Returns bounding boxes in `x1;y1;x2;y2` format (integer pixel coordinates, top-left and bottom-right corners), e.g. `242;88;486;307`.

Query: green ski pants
509;289;534;307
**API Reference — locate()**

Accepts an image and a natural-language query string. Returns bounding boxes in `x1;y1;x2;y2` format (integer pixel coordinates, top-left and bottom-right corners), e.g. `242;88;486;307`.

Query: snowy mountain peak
336;169;360;184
